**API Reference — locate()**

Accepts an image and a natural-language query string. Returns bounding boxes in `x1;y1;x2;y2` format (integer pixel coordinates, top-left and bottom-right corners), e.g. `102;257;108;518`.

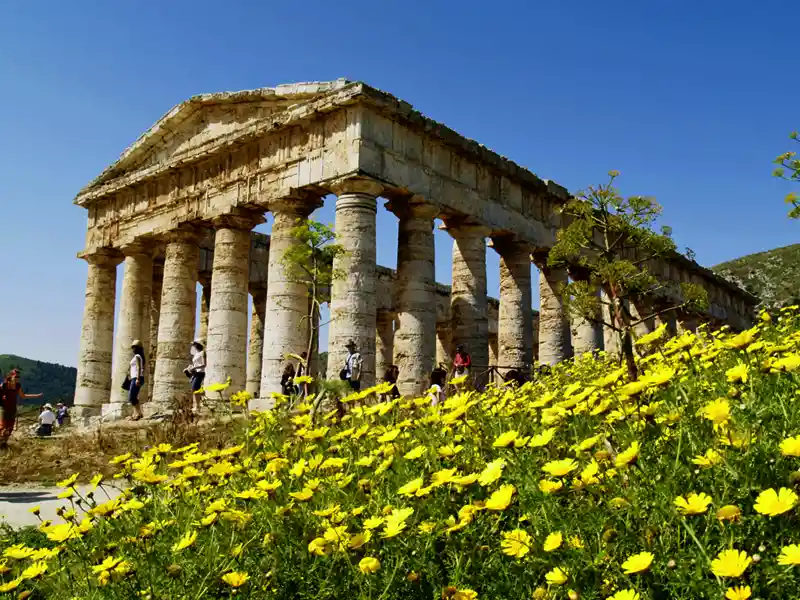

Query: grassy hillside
0;354;76;405
714;243;800;309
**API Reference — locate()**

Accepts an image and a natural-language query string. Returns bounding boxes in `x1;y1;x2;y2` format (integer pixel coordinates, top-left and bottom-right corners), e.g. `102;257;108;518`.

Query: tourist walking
453;345;472;378
280;363;296;396
37;403;56;437
55;402;69;427
296;352;309;397
124;340;145;421
340;340;363;391
185;341;206;413
0;368;43;447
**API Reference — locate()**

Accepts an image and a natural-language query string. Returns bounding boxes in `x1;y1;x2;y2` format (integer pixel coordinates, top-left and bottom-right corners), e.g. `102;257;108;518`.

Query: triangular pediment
75;79;352;204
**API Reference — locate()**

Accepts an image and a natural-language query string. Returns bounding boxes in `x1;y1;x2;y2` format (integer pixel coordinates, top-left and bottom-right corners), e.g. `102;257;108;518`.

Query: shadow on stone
0;491;54;504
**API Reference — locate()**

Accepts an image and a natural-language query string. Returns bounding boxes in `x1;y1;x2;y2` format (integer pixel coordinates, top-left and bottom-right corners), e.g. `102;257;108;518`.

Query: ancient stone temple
72;79;757;419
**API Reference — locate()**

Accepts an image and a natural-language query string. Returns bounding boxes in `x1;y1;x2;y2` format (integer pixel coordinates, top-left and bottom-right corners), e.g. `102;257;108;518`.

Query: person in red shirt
1;369;43;447
453;345;472;378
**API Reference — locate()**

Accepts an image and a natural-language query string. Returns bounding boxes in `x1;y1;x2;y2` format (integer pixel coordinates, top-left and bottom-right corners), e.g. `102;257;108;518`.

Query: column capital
440;219;492;240
212;209;265;231
385;196;440;221
530;248;554;268
268;193;322;218
489;234;534;257
329;177;384;198
163;225;205;245
79;247;123;267
119;240;157;258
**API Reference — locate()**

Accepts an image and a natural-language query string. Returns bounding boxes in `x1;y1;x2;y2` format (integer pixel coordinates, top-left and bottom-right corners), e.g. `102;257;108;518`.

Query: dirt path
0;484;124;529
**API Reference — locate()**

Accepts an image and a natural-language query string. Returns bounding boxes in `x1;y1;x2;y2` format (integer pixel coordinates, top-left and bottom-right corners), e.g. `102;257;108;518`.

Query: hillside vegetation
714;243;800;309
0;355;76;404
2;309;800;599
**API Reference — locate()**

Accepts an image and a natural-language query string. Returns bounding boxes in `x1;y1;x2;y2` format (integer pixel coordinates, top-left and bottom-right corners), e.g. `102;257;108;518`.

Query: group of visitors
121;338;207;419
33;402;69;437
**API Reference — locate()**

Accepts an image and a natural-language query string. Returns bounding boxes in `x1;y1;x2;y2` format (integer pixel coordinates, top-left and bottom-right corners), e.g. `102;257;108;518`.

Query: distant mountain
714;243;800;310
0;355;76;405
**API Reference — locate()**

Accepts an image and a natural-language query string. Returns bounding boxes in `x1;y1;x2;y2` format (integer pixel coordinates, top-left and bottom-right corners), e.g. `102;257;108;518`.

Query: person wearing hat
37;403;57;437
340;340;363;391
125;340;146;421
55;402;69;427
1;368;43;447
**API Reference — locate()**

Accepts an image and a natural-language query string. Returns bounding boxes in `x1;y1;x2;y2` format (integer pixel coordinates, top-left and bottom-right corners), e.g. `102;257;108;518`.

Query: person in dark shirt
1;369;43;447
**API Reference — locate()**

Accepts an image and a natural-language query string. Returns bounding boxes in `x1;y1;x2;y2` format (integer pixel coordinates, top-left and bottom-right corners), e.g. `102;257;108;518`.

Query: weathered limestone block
74;249;123;417
197;277;211;346
152;229;201;411
392;202;438;396
537;265;572;365
247;286;267;397
327;179;382;388
447;223;490;384
494;237;534;373
206;213;261;396
110;245;154;413
572;283;604;356
375;311;395;383
259;196;319;402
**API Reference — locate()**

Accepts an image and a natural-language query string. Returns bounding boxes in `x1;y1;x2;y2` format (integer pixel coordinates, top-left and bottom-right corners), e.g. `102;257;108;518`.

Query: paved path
0;484;124;529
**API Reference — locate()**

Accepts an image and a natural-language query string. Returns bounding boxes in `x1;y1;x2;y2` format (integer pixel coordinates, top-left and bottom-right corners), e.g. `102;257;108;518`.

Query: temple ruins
71;79;758;418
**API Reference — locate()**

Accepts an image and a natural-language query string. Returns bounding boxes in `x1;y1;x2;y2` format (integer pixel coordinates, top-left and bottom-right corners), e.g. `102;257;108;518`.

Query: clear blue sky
1;0;797;368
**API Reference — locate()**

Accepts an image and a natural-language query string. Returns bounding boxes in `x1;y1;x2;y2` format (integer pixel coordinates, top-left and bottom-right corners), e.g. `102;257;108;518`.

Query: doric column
601;289;621;356
653;299;678;338
197;277;211;346
436;322;452;369
391;201;438;395
446;222;491;384
375;312;395;384
109;244;154;414
152;228;202;410
327;179;383;388
260;195;320;400
677;310;700;334
536;260;573;366
492;237;533;374
149;263;164;386
74;249;123;417
571;281;604;356
246;286;267;397
205;212;262;396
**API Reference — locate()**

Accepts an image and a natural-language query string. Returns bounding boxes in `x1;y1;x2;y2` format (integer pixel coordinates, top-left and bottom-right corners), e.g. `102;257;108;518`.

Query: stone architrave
247;286;267;397
536;263;572;365
151;228;202;410
493;237;534;374
392;201;438;395
447;222;491;385
149;263;164;386
375;312;395;383
205;213;262;396
73;249;123;417
571;282;604;356
259;196;320;401
197;277;211;346
109;244;154;414
327;179;383;388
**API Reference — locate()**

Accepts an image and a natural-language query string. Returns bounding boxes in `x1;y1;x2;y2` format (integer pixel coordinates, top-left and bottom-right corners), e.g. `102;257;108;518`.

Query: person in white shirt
342;340;363;391
126;340;146;421
186;341;206;412
37;403;56;437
